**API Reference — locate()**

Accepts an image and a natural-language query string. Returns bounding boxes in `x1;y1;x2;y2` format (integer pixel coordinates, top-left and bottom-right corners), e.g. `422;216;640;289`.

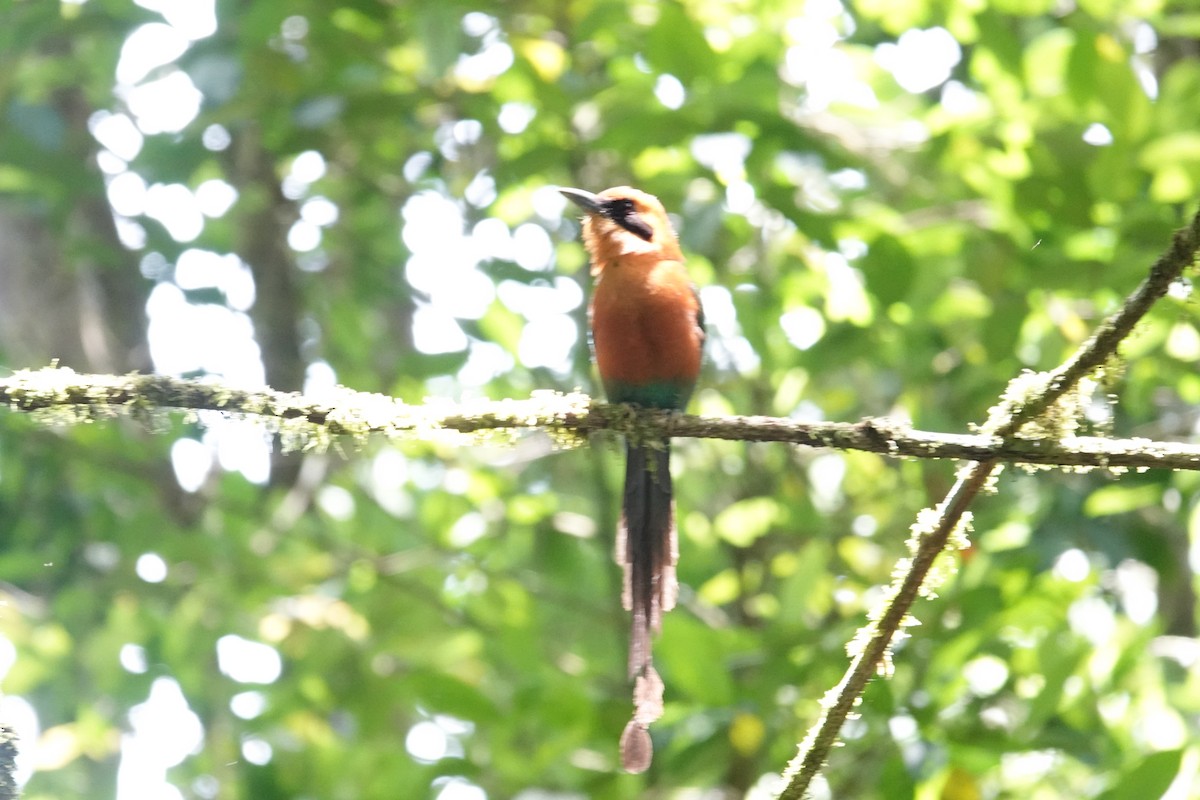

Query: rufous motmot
560;186;705;773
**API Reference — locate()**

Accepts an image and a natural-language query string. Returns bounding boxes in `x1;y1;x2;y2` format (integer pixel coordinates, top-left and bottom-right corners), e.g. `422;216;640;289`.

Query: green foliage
1;0;1199;798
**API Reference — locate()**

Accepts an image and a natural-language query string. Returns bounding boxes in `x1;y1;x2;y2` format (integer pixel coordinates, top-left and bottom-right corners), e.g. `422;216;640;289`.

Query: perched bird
560;186;705;773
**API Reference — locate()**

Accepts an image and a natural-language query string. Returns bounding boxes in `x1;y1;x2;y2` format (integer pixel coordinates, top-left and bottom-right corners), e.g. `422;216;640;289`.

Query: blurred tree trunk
0;26;150;373
232;124;307;394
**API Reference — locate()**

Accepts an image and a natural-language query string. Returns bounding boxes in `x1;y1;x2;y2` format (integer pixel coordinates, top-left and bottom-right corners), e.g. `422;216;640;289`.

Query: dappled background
2;0;1199;798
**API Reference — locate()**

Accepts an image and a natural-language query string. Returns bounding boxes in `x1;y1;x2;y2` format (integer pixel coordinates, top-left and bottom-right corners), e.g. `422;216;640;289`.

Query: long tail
616;440;678;773
618;441;679;680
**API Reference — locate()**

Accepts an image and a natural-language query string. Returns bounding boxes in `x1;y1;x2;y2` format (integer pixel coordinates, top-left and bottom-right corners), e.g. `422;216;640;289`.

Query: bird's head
559;186;682;274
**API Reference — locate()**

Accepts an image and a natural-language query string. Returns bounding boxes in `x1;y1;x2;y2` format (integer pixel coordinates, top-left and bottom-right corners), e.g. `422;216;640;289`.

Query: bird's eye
603;199;638;225
603;198;653;241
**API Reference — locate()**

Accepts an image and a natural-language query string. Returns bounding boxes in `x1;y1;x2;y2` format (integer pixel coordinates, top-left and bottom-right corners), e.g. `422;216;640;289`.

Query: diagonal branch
1001;214;1200;435
776;207;1200;799
780;464;991;800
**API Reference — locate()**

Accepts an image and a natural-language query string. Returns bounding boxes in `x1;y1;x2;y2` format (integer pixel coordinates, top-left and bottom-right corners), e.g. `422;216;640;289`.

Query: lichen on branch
5;368;1200;471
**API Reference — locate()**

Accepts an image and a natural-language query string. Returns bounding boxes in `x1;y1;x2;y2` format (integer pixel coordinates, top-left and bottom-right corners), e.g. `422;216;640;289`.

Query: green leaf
1083;484;1161;517
1096;749;1183;800
657;616;734;706
645;3;716;82
713;497;781;547
405;669;501;722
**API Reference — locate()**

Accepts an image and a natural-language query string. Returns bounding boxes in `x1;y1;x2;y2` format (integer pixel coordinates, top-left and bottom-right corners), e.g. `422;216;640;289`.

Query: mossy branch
4;369;1200;470
0;725;16;800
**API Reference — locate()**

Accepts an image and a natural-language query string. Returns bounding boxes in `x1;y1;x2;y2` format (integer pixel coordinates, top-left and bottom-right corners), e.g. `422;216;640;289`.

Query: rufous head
559;186;682;275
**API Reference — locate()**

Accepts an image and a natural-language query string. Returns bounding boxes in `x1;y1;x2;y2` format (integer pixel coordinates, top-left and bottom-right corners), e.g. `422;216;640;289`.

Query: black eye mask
602;199;654;242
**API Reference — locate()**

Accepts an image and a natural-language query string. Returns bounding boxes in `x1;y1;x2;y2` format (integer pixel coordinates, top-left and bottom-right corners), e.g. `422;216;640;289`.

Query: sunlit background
2;0;1196;798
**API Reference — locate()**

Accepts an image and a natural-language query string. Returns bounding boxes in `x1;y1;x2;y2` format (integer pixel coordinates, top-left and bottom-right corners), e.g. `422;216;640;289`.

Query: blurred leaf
713;497;781;547
646;4;716;81
1096;749;1183;800
658;616;734;706
406;669;501;722
1083;484;1162;517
